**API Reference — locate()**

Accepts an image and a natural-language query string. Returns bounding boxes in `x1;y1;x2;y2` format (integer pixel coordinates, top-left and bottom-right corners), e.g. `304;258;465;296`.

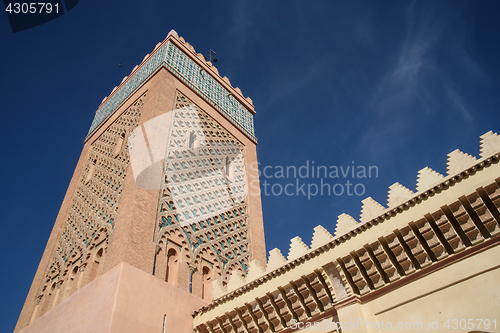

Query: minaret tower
15;30;265;333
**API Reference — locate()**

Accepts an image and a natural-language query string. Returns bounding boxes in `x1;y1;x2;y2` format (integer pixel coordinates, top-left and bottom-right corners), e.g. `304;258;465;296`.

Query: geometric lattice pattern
154;91;250;279
87;41;256;141
161;106;247;227
37;93;145;303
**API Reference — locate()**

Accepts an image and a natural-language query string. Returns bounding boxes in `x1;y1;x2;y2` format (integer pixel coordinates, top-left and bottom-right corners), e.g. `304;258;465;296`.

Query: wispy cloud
446;87;474;122
369;2;440;115
357;1;483;162
368;1;483;119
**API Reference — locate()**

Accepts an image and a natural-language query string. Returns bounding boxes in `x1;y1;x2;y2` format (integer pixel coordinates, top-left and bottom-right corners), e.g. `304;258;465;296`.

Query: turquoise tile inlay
87;42;256;141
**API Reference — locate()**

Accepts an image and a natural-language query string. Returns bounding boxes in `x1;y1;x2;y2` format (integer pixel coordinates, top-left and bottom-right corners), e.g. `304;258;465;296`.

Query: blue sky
1;0;500;331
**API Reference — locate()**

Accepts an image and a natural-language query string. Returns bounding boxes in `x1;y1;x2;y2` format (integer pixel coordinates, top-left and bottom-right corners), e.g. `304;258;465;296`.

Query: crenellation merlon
245;259;266;282
480;130;500;158
387;182;414;208
266;248;287;272
416;167;444;193
287;236;309;261
172;31;254;109
226;270;246;293
334;213;358;237
360;197;386;223
447;149;477;176
310;225;334;249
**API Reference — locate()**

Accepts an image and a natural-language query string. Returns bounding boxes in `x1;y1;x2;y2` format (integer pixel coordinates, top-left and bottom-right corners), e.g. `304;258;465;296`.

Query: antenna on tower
204;49;217;63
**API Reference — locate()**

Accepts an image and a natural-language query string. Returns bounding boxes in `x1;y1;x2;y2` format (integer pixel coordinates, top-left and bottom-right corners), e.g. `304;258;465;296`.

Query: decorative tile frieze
88;40;256;141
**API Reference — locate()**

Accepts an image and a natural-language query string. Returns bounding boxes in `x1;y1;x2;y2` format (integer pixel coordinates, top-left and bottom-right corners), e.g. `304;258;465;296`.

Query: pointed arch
202;265;212;301
166;248;179;285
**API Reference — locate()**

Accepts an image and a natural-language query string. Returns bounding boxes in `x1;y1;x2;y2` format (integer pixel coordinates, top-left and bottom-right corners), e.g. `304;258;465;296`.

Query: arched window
88;248;103;283
95;248;103;263
70;266;79;290
41;282;57;315
166;248;178;285
202;266;212;301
